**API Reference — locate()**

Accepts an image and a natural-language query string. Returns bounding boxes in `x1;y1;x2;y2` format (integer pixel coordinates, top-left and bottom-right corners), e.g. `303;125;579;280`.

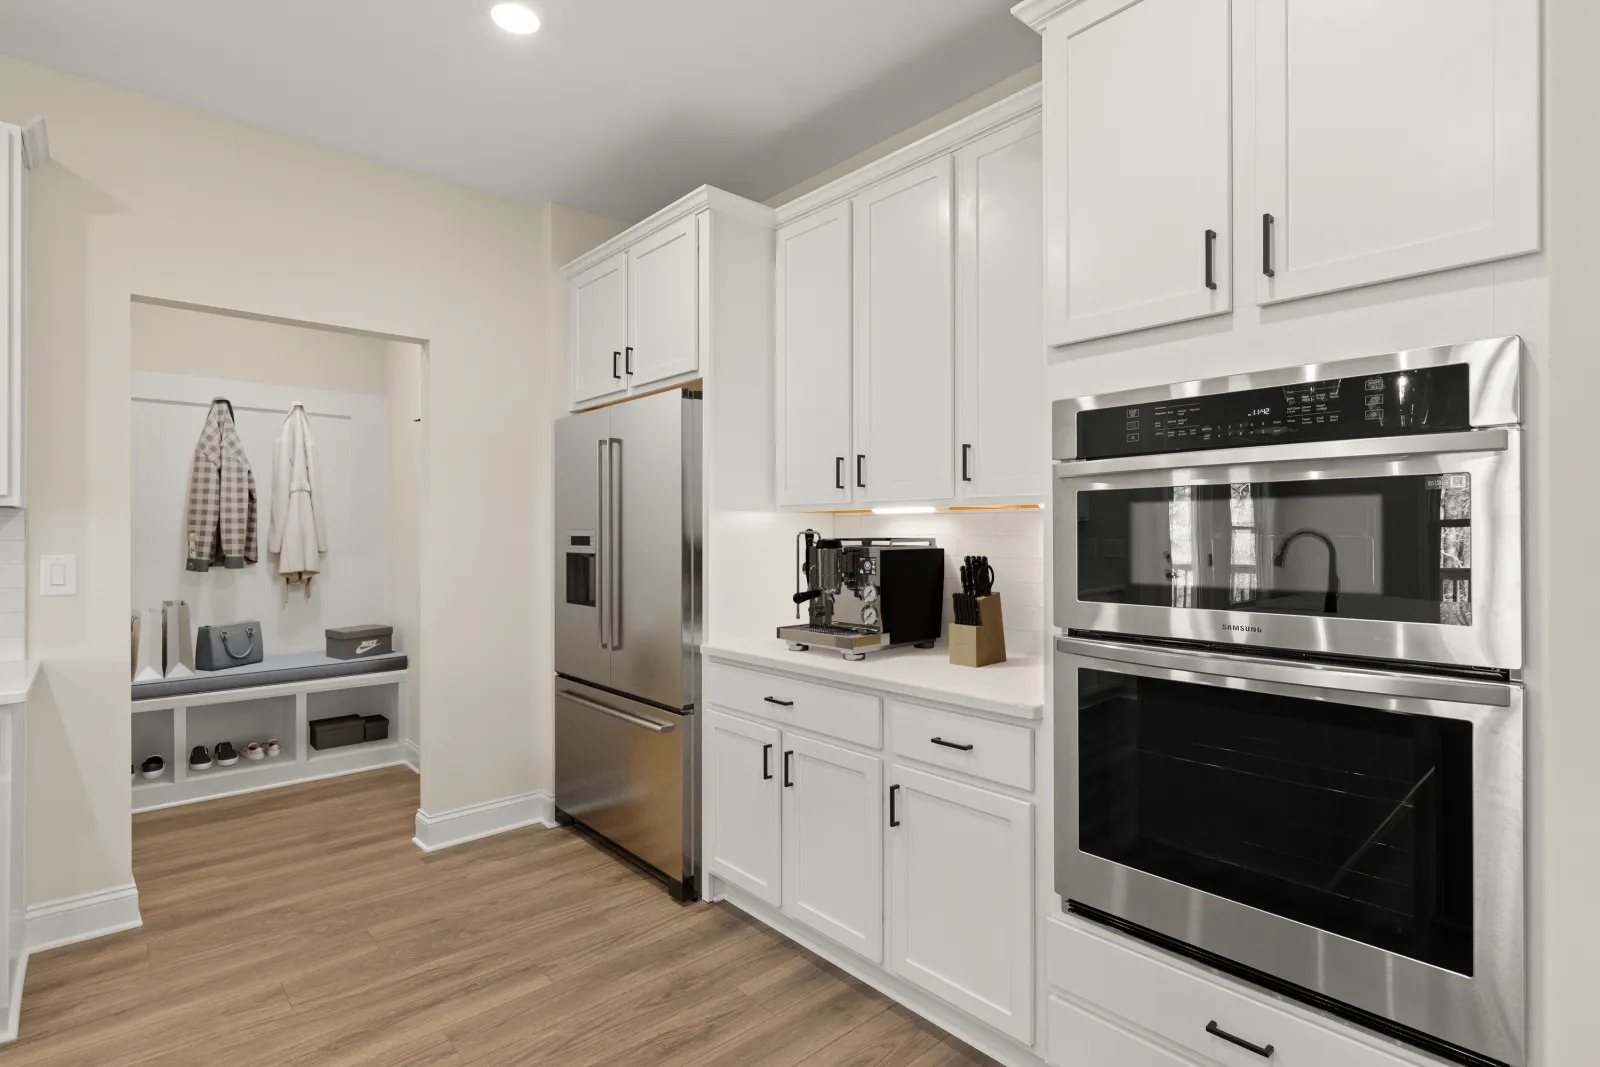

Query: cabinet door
0;125;17;505
888;764;1033;1043
571;250;629;406
776;204;853;507
852;158;955;504
1043;0;1231;345
1256;0;1539;303
956;117;1046;503
782;733;883;961
628;215;700;387
1047;996;1204;1067
705;710;782;907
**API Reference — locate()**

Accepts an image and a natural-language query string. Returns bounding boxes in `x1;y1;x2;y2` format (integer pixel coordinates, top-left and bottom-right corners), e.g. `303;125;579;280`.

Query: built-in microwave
1052;336;1523;672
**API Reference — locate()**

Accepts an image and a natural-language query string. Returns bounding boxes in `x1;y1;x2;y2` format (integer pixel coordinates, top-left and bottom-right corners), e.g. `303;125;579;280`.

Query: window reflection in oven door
1054;428;1522;670
1054;634;1524;1067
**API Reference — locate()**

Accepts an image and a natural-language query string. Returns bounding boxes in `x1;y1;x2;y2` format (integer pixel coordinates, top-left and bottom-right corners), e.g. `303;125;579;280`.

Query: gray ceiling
0;0;1040;221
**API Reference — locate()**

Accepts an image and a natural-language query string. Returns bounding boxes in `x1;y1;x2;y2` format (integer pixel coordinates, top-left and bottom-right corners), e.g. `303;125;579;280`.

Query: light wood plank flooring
10;768;1001;1067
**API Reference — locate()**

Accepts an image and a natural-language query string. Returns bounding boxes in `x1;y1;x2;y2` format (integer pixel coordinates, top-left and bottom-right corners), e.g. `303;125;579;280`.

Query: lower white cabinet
0;699;27;1041
1048;995;1201;1067
782;734;883;961
704;709;782;907
888;763;1034;1045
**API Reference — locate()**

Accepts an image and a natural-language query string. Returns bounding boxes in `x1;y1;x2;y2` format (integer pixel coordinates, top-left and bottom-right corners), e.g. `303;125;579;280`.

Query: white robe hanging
268;404;328;587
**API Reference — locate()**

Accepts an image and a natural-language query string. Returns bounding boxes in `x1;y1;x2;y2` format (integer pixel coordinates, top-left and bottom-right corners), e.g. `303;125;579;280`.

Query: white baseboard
403;739;421;773
412;791;554;853
0;951;26;1043
25;882;143;955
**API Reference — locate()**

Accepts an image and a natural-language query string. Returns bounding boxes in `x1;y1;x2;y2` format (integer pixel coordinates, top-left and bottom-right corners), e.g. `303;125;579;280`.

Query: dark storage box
326;624;394;660
309;714;365;750
362;714;390;742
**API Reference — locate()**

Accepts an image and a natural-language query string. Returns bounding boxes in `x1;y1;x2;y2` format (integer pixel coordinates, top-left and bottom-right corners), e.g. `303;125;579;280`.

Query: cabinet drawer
1048;994;1202;1067
1046;919;1410;1067
889;700;1031;790
704;661;881;749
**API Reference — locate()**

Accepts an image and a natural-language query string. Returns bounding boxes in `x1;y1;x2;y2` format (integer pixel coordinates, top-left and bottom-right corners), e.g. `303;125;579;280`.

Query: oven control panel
1078;364;1471;461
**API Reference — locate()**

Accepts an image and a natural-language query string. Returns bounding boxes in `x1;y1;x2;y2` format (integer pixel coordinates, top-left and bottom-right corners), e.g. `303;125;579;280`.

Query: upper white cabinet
774;90;1046;508
565;187;773;410
1254;0;1540;303
956;117;1046;502
0;125;24;508
1040;0;1232;345
853;158;956;504
775;203;854;507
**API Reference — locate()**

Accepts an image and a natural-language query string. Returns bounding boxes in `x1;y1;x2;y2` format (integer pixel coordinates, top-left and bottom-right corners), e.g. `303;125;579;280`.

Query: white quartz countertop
702;638;1044;720
0;661;41;706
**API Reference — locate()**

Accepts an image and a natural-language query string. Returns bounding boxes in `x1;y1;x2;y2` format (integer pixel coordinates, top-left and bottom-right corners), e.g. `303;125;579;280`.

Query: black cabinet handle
625;346;634;375
1262;214;1276;278
835;457;844;491
1204;229;1218;291
1207;1022;1275;1059
930;737;974;752
962;444;972;482
763;696;794;707
889;784;900;827
856;455;866;489
783;750;794;788
762;743;772;780
612;351;621;380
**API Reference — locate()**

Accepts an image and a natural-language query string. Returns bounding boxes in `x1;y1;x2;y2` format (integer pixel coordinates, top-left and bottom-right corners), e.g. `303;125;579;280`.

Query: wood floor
10;768;1001;1067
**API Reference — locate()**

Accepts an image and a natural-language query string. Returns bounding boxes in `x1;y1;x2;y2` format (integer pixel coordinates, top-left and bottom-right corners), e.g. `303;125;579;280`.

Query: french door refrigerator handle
610;437;623;650
559;691;675;733
597;439;608;649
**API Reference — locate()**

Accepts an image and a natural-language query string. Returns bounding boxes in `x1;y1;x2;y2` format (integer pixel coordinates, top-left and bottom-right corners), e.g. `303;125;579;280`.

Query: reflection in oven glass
1231;483;1255;527
1440;479;1471;520
1440;578;1473;626
1231;570;1257;604
1169;486;1194;566
1231;528;1257;567
1440;527;1471;569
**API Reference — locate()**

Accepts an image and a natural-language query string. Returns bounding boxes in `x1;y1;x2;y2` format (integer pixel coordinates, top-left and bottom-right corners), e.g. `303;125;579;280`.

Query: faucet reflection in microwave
1273;528;1341;614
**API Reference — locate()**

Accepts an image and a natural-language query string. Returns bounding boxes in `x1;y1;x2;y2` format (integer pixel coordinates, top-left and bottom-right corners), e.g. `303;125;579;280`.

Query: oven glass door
1057;430;1520;668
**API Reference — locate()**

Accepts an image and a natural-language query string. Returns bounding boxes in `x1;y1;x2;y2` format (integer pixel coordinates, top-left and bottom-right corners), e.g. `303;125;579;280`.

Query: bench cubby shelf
130;656;410;814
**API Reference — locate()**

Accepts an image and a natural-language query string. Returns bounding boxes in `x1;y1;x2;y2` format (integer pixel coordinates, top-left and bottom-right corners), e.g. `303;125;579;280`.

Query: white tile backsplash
0;510;23;662
835;509;1046;657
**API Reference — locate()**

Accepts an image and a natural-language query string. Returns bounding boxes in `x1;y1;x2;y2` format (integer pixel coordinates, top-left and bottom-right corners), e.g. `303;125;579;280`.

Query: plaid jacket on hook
185;399;259;571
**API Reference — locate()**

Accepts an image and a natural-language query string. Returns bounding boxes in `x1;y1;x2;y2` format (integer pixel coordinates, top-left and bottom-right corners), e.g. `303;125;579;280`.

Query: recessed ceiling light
490;3;541;35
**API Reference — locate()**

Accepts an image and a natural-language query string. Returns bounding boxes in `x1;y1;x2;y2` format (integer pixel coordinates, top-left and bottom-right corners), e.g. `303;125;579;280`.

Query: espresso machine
777;530;945;660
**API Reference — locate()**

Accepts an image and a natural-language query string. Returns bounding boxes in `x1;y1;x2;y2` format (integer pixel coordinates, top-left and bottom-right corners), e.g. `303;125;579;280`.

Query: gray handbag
196;621;264;671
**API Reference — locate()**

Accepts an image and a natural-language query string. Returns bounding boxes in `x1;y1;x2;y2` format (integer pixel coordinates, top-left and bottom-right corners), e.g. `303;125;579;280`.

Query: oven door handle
1055;635;1512;708
1055;427;1508;479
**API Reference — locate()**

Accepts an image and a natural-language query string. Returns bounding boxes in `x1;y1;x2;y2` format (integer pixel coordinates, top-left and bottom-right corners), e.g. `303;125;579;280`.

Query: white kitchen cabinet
0;125;23;507
704;709;783;907
775;203;854;507
888;763;1034;1044
1047;995;1203;1067
852;157;955;504
1255;0;1539;303
781;733;883;961
627;215;700;385
955;116;1046;502
1039;0;1231;346
0;695;28;1042
570;250;629;406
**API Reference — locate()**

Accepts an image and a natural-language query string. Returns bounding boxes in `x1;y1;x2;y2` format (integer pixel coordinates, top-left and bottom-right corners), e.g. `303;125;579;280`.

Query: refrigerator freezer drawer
554;679;693;886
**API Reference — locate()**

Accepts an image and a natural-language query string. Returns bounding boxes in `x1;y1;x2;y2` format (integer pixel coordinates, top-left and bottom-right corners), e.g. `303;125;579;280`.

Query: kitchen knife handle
962;443;972;482
762;743;772;780
889;784;901;827
1262;214;1276;278
1204;229;1218;291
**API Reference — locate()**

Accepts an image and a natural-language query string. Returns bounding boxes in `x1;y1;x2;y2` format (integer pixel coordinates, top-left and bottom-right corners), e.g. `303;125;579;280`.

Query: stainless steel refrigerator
553;387;701;900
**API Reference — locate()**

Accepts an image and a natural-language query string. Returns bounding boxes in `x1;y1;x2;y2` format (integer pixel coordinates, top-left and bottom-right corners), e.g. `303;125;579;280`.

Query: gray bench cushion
133;650;408;701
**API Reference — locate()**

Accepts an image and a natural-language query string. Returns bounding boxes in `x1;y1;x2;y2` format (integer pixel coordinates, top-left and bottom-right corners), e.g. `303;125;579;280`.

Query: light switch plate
39;554;77;596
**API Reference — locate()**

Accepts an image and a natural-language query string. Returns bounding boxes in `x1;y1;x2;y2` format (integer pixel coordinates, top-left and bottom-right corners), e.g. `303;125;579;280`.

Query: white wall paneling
131;372;388;655
1255;0;1540;303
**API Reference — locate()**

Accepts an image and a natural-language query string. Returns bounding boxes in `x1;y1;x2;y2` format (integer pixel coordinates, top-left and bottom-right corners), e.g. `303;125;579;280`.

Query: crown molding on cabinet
562;184;774;278
1011;0;1089;30
774;85;1042;227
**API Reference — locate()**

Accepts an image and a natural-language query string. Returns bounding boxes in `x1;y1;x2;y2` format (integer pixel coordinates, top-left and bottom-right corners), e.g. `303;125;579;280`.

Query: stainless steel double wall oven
1052;338;1525;1067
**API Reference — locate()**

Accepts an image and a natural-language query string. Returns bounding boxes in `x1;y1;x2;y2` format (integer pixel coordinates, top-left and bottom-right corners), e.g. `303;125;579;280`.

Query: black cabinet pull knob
763;696;794;707
612;351;621;380
930;737;974;752
856;455;866;489
762;743;772;780
1262;214;1276;278
783;750;794;788
888;783;900;826
835;457;844;491
961;444;972;482
1204;229;1218;291
625;346;634;375
1207;1022;1275;1059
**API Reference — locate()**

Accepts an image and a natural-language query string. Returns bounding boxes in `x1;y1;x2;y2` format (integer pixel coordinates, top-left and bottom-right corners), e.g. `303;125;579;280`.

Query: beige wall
765;65;1041;208
384;340;425;756
131;301;388;394
3;54;551;906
